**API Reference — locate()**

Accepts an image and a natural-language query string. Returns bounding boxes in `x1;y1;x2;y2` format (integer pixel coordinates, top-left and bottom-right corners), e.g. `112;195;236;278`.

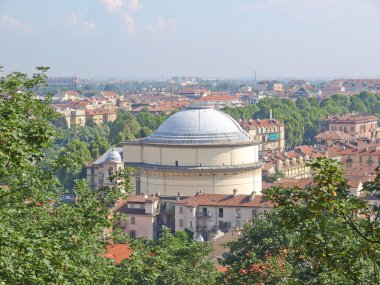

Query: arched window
108;167;114;176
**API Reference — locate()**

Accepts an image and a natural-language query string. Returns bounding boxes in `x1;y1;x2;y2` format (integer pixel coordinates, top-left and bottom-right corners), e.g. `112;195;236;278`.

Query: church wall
124;145;142;163
137;171;262;197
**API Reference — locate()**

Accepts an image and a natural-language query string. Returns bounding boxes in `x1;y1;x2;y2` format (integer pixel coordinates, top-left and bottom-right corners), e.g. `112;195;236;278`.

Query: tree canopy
224;93;380;147
222;158;380;284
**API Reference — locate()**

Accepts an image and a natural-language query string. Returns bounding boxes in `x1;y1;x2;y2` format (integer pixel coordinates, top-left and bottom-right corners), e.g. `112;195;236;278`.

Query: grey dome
106;149;122;162
144;105;251;144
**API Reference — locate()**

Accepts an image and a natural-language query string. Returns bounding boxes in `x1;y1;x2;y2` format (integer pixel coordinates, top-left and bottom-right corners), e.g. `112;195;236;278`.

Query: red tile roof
320;113;378;123
198;95;238;102
102;244;132;263
315;131;352;140
243;119;284;128
263;178;313;190
176;194;273;208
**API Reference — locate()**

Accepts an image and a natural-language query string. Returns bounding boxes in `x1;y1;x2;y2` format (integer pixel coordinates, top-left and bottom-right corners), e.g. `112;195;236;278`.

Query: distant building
174;191;273;241
85;108;117;125
55;107;117;128
46;77;77;91
257;80;283;92
240;117;285;152
52;90;81;102
261;145;328;181
87;148;124;190
315;130;353;146
328;141;380;171
114;194;161;240
198;95;243;108
319;113;378;140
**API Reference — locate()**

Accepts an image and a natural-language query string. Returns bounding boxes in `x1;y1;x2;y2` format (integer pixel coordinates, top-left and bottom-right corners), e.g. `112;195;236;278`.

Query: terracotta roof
315;131;352;140
176;194;273;208
100;91;118;98
240;119;283;129
85;108;117;116
320;113;378;123
216;265;228;272
198;95;238;102
102;244;132;263
126;195;160;203
263;178;313;190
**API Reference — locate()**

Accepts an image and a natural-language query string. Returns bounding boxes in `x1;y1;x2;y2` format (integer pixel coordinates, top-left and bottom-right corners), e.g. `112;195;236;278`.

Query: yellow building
123;104;263;197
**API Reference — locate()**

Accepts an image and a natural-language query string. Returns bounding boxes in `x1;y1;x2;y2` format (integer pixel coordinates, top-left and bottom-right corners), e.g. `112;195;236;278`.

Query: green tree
222;158;380;284
114;228;219;285
0;68;124;284
109;110;141;145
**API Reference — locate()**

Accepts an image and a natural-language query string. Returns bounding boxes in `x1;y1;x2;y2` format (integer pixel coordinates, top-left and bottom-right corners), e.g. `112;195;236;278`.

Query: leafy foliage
222;158;380;284
224;93;380;147
0;68;124;284
114;228;219;285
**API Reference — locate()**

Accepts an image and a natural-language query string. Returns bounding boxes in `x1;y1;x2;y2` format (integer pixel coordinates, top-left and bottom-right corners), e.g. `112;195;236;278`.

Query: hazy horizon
2;0;380;79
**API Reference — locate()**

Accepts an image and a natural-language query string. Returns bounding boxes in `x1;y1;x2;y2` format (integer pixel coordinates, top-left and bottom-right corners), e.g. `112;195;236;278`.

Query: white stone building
123;104;263;197
174;190;273;241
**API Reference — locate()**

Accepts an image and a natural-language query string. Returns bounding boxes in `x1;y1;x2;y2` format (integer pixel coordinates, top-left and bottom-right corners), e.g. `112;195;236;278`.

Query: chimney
249;191;256;201
233;189;238;198
177;192;181;197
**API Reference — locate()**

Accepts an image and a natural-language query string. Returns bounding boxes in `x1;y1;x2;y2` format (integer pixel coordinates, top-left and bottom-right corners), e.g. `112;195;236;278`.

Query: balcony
196;212;212;218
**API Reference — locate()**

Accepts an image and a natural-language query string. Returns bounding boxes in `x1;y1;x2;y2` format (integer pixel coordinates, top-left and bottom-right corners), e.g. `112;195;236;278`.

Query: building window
175;161;178;167
190;221;193;228
129;230;136;238
140;204;144;209
108;167;114;177
359;156;362;163
131;216;136;225
179;206;183;214
179;219;184;227
218;208;224;218
202;207;208;216
235;208;241;218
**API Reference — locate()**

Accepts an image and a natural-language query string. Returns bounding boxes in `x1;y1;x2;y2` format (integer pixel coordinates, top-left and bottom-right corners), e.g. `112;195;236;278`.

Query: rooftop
175;193;273;208
143;104;252;145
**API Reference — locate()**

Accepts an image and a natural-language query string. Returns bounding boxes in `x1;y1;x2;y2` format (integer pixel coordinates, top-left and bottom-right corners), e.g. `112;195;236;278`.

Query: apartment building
174;190;273;241
240;117;285;152
319;113;378;140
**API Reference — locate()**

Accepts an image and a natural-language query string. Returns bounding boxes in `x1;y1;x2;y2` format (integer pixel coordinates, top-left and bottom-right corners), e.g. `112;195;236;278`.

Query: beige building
114;194;160;239
87;148;124;190
174;191;273;241
328;143;380;172
123;104;263;197
240;118;285;152
319;113;378;140
314;130;352;146
85;108;117;125
262;145;328;181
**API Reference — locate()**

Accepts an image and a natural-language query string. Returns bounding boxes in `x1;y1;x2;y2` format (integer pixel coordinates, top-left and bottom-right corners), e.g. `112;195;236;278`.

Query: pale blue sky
1;0;380;79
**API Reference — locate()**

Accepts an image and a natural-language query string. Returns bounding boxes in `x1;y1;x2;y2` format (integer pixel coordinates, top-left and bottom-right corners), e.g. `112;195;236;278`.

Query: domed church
123;104;263;197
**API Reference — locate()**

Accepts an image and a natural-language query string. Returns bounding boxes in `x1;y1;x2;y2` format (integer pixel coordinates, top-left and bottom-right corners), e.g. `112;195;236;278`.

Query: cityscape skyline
2;0;380;78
